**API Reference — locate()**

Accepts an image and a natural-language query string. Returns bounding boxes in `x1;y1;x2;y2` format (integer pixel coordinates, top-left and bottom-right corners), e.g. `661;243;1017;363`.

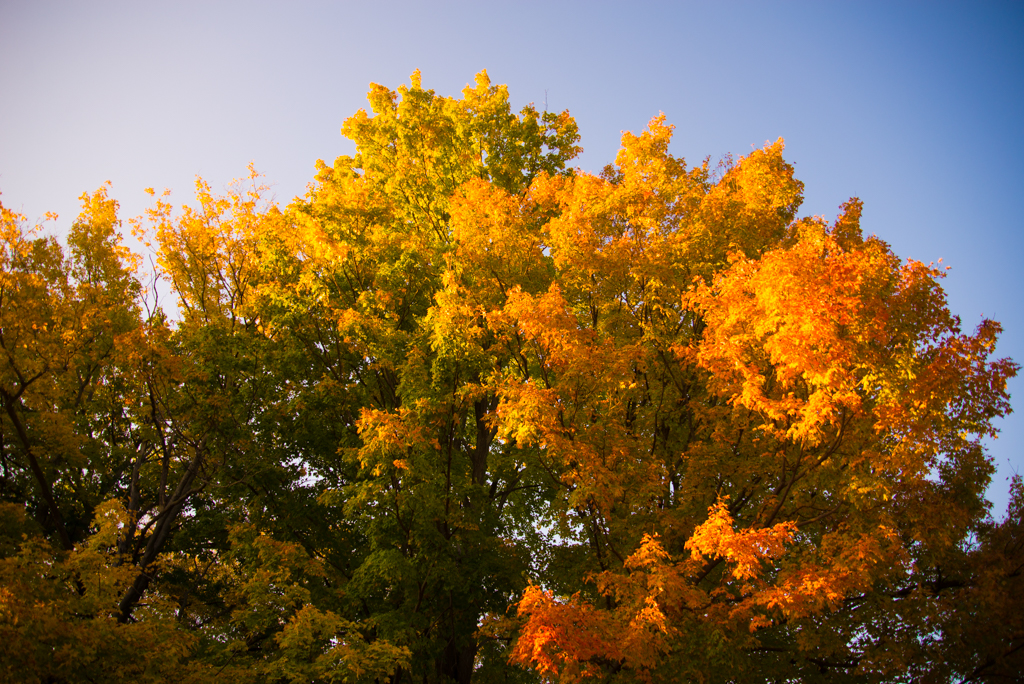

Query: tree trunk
117;444;203;623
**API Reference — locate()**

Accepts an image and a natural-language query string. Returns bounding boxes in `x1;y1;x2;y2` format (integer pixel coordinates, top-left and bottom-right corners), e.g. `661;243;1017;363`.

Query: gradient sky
2;0;1022;514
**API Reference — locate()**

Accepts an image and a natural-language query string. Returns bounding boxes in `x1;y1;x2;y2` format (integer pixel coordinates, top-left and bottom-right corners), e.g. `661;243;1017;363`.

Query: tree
243;69;582;683
0;188;213;682
0;71;1018;683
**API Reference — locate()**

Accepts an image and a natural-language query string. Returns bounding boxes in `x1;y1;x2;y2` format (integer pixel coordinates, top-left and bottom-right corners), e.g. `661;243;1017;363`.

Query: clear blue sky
2;0;1022;514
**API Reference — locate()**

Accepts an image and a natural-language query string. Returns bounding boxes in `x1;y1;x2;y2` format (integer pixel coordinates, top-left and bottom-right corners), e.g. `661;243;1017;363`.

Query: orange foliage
685;499;796;581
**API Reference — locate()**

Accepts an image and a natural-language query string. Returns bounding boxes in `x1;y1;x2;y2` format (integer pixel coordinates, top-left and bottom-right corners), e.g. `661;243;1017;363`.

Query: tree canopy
1;70;1021;684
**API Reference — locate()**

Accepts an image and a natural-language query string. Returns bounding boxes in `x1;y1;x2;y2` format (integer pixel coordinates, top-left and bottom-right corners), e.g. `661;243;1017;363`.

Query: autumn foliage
1;71;1021;683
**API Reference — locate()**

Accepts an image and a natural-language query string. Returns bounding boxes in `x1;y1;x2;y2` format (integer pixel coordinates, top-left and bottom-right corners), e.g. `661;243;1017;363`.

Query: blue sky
2;0;1022;513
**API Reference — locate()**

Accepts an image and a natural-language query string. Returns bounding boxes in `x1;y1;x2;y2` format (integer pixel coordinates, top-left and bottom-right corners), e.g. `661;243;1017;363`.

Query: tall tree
504;122;1020;682
0;189;216;682
252;69;582;683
